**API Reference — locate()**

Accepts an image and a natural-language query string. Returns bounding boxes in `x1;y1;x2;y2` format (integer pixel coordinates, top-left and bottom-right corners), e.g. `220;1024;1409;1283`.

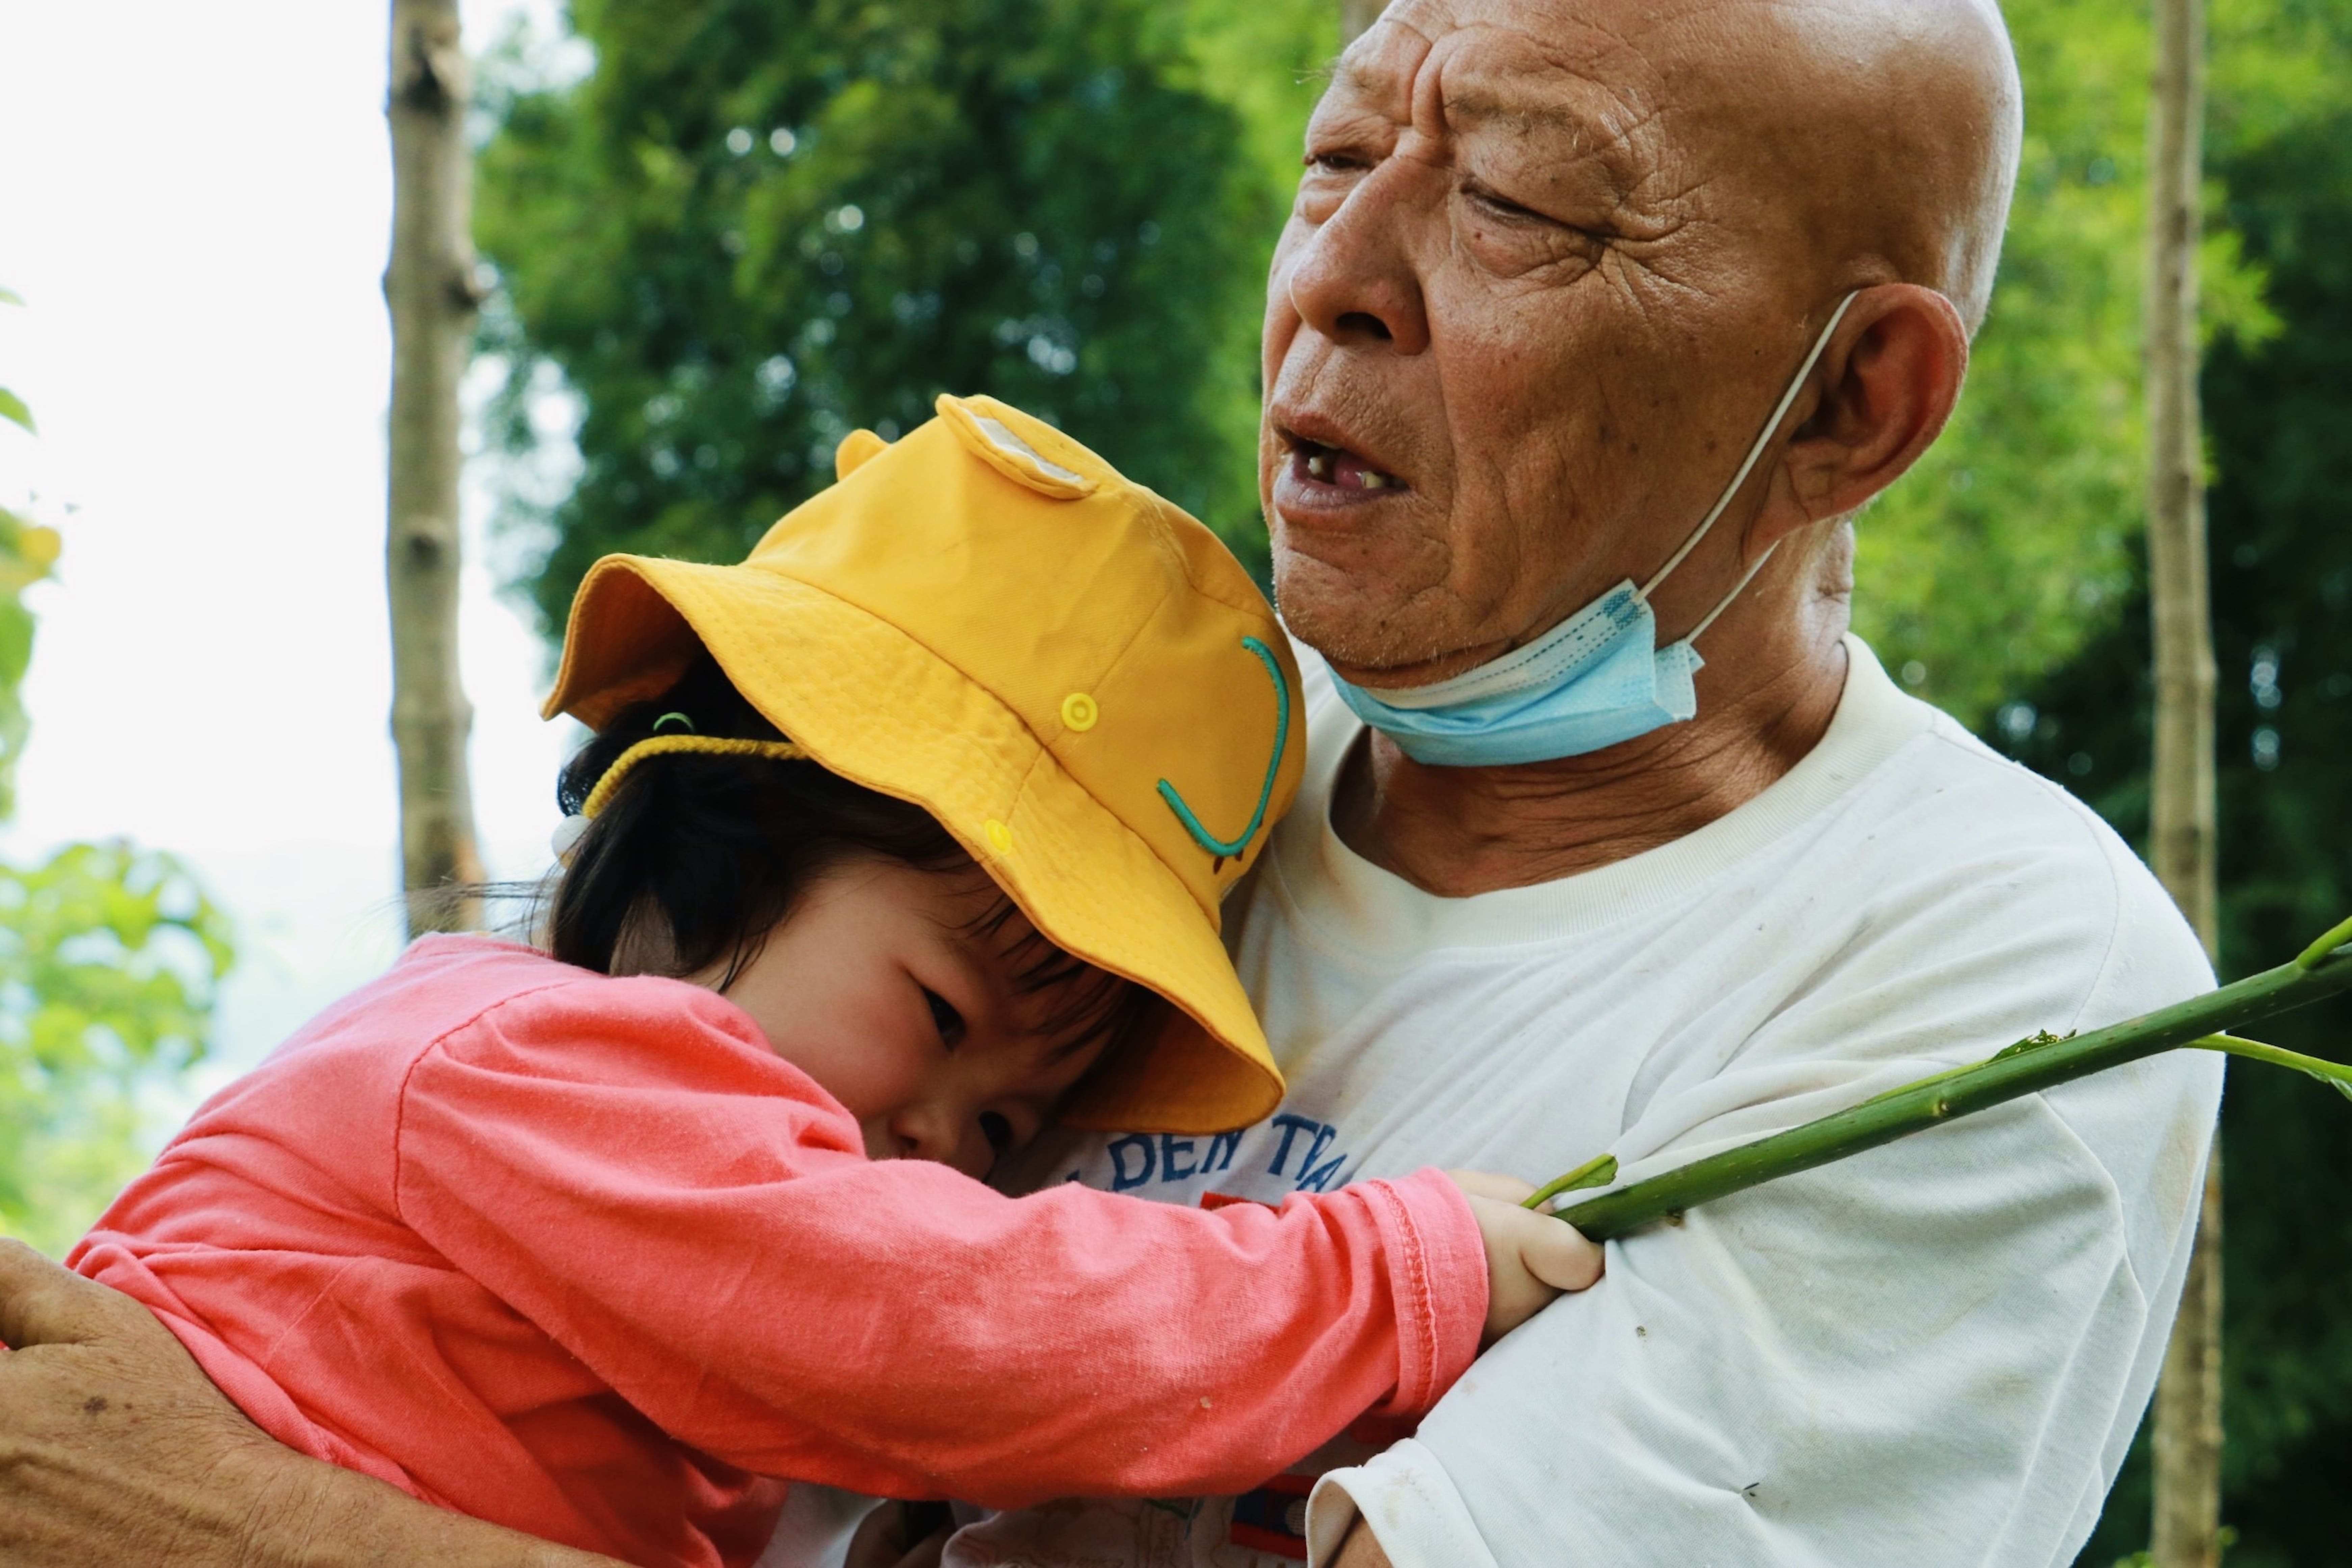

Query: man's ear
1766;284;1970;543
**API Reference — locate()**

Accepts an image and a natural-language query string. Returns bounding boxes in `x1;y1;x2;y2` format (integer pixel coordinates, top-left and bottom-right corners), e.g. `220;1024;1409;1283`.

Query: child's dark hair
551;654;1162;1060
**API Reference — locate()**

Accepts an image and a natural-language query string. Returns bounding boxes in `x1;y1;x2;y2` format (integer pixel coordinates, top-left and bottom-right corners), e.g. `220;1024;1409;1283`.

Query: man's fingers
1447;1169;1538;1204
0;1238;139;1352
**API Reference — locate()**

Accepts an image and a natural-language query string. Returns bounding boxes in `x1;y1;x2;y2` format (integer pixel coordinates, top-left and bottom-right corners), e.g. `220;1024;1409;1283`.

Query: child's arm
391;980;1588;1507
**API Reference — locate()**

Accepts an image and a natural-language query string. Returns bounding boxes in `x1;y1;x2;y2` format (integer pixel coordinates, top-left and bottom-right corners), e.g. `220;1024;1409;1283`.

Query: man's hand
0;1236;291;1565
0;1240;616;1567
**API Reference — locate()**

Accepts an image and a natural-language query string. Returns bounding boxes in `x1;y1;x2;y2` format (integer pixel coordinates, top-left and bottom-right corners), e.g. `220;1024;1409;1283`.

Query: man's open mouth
1287;437;1405;494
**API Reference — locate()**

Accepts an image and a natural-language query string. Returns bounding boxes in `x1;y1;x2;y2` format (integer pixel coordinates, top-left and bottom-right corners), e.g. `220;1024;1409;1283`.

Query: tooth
1361;470;1390;491
1307;451;1332;480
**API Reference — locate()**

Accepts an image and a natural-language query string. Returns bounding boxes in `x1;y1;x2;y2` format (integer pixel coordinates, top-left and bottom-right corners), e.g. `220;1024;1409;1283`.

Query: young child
69;396;1599;1568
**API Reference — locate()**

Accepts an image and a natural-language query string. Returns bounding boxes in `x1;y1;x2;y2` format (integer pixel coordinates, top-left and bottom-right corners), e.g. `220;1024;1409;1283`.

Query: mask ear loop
1636;290;1864;611
1679;541;1783;647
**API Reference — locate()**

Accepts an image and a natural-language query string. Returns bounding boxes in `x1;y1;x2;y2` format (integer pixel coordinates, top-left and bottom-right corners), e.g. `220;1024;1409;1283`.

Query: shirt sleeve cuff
1306;1438;1503;1568
1359;1168;1487;1418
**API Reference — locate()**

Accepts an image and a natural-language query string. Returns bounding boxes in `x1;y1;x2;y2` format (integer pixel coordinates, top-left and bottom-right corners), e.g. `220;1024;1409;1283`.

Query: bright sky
0;0;578;1110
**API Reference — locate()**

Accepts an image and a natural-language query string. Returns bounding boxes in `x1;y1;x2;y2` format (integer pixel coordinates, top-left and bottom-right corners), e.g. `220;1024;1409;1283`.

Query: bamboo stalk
2143;0;2221;1552
1532;915;2352;1243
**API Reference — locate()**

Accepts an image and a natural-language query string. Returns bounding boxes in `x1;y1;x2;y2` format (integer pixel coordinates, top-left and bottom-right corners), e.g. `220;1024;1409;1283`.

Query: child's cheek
792;1020;935;1131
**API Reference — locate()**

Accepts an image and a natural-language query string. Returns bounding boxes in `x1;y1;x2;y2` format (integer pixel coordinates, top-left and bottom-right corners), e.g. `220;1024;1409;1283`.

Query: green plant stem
1535;915;2352;1243
2181;1035;2352;1100
1522;1154;1618;1211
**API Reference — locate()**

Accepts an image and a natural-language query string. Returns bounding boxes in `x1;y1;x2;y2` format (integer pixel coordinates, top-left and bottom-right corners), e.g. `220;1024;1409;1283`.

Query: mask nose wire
1634;291;1864;611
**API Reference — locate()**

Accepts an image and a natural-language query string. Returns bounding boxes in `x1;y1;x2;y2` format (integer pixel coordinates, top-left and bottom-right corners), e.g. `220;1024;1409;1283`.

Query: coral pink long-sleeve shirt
69;936;1485;1568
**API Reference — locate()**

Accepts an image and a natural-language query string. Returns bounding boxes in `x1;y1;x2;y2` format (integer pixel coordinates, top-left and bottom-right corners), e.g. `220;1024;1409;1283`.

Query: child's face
688;857;1117;1178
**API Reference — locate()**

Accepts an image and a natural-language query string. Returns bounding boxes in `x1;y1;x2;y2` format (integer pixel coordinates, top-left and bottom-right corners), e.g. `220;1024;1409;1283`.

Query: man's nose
1282;164;1432;356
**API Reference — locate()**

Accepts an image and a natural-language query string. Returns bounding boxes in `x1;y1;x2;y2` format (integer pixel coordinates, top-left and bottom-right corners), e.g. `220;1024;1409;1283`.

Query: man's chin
1271;566;1451;685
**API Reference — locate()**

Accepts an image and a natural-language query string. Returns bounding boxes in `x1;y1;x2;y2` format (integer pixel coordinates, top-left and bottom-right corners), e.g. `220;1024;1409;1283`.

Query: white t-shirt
926;635;2221;1568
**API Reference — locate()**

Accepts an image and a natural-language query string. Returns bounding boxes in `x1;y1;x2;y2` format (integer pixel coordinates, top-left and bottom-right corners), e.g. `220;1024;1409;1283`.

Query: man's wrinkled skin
1272;0;2016;900
1274;0;2018;1558
0;1240;618;1568
0;1;2023;1565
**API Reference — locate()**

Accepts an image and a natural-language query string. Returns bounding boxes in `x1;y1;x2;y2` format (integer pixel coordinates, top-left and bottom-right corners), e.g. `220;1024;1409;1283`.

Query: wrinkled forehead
1343;1;1660;120
1332;0;1778;212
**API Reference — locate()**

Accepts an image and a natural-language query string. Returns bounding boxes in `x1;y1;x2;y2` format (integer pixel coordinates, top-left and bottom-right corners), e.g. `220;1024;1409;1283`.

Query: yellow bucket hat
543;394;1304;1134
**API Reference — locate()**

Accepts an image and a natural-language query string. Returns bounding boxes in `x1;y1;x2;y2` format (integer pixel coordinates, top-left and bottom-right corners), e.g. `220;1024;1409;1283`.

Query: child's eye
978;1111;1014;1154
923;989;966;1050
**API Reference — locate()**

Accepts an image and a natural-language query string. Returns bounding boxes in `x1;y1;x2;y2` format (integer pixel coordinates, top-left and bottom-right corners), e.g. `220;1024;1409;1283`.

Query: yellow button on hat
543;394;1305;1134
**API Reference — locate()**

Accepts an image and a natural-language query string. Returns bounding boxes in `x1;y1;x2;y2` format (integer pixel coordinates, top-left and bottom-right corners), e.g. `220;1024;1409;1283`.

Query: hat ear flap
834;428;890;481
934;394;1099;499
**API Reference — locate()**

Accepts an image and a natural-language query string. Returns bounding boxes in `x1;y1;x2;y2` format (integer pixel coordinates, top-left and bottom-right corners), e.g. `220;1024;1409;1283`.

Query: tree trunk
2144;0;2222;1560
385;0;484;933
1340;0;1384;45
2155;1149;2225;1567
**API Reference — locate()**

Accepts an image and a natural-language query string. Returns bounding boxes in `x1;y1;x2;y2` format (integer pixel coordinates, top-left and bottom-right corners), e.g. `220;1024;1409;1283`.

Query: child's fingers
1472;1199;1603;1294
1517;1214;1604;1293
1446;1169;1538;1205
1463;1195;1603;1343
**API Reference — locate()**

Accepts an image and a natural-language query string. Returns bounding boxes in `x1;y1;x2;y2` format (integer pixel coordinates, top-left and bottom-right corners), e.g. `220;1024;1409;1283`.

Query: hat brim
544;556;1285;1135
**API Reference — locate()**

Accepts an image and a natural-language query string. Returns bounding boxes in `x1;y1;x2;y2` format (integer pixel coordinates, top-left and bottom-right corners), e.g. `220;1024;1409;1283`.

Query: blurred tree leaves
477;0;1282;633
0;297;231;1256
0;287;30;438
0;842;232;1254
1851;0;2276;729
0;506;60;825
1980;2;2352;1558
0;288;58;823
475;0;2282;736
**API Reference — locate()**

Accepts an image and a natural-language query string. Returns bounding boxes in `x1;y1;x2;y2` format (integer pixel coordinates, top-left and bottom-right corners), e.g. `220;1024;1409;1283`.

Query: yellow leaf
18;526;59;575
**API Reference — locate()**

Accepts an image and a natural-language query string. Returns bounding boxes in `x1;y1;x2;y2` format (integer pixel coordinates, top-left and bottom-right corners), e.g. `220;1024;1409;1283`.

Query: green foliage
0;842;231;1255
0;503;60;823
1851;0;2275;728
1163;0;1338;513
0;290;57;822
0;298;232;1256
1171;0;1333;202
1978;7;2352;1556
479;0;1282;632
0;287;28;439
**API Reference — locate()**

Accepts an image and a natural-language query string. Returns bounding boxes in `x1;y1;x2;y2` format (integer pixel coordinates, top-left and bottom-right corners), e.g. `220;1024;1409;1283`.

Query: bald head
1336;0;2022;325
1668;0;2023;331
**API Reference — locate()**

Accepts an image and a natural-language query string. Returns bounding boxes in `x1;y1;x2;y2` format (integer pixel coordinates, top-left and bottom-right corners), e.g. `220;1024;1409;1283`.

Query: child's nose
889;1103;992;1178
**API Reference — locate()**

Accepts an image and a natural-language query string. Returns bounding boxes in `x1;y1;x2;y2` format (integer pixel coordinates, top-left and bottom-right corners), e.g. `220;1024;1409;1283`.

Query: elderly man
0;0;2216;1564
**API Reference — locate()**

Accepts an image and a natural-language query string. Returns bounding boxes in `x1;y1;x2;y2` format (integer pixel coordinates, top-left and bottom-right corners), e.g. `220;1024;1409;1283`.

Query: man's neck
1327;618;1851;898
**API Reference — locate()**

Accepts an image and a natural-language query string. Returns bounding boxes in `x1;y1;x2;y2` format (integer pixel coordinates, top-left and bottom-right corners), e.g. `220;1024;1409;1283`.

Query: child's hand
1447;1171;1605;1345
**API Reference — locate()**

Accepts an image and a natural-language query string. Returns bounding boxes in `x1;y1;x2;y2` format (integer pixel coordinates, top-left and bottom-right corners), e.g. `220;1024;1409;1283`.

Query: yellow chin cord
579;736;811;820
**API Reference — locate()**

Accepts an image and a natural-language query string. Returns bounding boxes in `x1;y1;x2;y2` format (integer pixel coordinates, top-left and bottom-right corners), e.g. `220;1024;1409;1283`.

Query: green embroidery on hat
1158;636;1289;860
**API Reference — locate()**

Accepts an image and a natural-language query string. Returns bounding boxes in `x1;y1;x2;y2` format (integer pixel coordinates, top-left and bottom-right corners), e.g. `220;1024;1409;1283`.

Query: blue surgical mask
1329;293;1861;767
